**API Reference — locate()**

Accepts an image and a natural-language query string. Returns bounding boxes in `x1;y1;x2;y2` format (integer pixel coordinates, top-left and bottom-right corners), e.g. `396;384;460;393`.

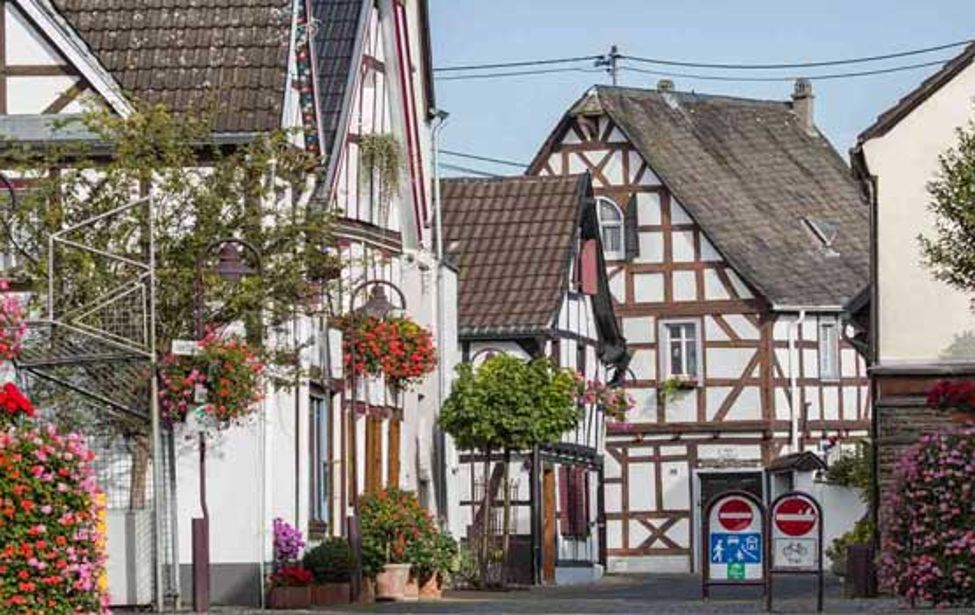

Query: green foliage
358;133;402;203
0;104;338;406
358;488;434;578
826;440;873;502
451;545;481;589
920;121;975;296
826;516;874;577
439;355;581;453
302;538;355;584
408;530;458;581
659;376;692;403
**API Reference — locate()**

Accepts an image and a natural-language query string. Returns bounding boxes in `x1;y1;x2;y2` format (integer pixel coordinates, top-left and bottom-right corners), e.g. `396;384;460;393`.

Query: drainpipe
431;108;449;523
787;309;806;452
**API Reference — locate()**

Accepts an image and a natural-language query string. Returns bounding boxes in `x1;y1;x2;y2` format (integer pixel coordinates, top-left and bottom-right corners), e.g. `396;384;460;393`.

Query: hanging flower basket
159;332;264;428
578;377;635;423
340;315;436;391
0;280;26;362
925;379;975;424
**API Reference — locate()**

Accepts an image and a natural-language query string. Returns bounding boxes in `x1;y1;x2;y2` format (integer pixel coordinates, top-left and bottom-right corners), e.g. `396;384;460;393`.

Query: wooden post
530;446;542;585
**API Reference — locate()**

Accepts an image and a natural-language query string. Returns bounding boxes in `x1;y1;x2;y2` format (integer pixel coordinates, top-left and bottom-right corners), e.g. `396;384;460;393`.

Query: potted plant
267;565;313;609
302;537;354;606
412;531;458;599
359;487;434;601
926;379;975;423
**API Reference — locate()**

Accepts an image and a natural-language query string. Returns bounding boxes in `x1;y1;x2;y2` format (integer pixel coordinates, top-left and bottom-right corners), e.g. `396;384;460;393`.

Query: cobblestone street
217;574;919;614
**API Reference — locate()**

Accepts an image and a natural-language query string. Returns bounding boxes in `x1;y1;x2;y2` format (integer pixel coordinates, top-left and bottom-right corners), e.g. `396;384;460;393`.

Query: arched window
597;197;624;259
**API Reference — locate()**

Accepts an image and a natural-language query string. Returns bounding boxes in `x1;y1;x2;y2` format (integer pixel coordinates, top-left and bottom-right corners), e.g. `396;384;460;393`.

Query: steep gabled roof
312;0;368;153
51;0;293;133
535;86;869;307
441;175;589;337
859;43;975;143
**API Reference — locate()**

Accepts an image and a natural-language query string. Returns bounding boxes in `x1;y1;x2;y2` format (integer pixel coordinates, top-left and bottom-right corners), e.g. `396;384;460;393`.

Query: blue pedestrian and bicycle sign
710;532;762;564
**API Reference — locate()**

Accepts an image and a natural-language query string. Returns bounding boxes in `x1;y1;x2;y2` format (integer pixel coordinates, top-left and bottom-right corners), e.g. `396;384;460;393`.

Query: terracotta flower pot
419;574;442;599
403;575;419;601
374;563;411;601
267;586;311;609
310;582;351;606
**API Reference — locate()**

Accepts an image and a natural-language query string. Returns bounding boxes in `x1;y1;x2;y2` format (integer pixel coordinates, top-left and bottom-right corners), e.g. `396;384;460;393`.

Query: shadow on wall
939;330;975;361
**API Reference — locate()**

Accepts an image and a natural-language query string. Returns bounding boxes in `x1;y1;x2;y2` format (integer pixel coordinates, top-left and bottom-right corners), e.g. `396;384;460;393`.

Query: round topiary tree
0;422;109;613
881;428;975;607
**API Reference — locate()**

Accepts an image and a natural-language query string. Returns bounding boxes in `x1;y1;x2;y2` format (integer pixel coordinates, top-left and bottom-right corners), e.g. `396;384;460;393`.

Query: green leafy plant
825;439;873;502
920;121;975;301
358;487;434;578
302;538;355;584
439;355;580;585
359;133;402;204
408;530;458;582
659;375;694;403
826;516;874;577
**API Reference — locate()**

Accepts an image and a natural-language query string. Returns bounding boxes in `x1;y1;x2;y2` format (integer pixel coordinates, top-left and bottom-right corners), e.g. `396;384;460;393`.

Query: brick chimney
792;78;815;135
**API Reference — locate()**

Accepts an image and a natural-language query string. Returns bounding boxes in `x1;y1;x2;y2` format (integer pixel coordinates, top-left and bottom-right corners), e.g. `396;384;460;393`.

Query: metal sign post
702;490;767;600
766;491;824;612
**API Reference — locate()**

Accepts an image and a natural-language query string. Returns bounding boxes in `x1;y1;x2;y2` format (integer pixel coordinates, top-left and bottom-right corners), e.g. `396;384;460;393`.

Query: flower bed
160;332;264;427
0;423;109;613
881;428;975;607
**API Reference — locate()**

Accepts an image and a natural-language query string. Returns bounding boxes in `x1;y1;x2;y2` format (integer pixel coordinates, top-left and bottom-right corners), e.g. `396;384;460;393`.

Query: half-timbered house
0;0;452;607
527;81;870;573
440;174;629;585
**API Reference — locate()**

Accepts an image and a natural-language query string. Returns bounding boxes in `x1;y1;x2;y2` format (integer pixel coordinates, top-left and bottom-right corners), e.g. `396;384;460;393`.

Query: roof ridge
594;84;790;107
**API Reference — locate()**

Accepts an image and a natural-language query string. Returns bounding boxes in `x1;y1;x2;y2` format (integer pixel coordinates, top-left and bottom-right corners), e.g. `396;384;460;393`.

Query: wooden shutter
624;194;639;261
558;465;571;536
580;239;598;295
365;416;382;493
387;418;401;487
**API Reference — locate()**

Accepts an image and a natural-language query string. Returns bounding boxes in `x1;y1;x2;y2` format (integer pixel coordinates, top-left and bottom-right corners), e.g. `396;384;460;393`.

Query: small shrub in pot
303;538;354;605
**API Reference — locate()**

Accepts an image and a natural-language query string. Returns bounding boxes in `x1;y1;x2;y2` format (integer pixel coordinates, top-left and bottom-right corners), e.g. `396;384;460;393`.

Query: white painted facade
858;60;975;365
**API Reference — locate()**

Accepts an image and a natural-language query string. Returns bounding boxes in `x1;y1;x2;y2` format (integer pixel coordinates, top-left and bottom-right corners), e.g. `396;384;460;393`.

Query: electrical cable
621;58;951;82
622;38;973;70
438;163;502;177
436;67;604;81
434;54;601;73
441;149;526;169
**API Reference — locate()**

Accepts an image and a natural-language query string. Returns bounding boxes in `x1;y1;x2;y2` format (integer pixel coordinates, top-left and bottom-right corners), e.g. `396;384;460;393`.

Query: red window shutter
580;239;598;295
571;468;586;537
558;466;570;537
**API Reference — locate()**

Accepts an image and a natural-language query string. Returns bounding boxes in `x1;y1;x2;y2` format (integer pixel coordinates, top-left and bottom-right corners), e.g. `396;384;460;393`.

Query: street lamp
191;238;261;613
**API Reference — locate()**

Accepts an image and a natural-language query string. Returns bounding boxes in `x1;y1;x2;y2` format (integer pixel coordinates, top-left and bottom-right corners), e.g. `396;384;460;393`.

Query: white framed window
661;319;701;380
310;394;330;526
597;197;624;260
819;319;839;380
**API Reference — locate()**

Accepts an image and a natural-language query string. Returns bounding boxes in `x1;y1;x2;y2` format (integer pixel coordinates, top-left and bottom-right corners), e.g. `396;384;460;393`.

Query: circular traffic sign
717;498;754;531
773;496;817;537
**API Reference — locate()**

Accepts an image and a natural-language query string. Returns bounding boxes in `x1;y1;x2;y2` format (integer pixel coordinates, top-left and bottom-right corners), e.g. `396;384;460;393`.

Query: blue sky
429;1;975;174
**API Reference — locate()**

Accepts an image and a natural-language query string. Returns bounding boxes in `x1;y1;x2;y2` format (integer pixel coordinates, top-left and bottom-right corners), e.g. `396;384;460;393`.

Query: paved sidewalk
211;573;921;614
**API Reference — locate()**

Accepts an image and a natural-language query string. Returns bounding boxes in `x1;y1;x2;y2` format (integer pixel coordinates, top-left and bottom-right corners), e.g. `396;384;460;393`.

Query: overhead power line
622;38;973;70
433;54;601;73
622;57;951;83
438;163;501;178
436;67;602;82
441;149;526;169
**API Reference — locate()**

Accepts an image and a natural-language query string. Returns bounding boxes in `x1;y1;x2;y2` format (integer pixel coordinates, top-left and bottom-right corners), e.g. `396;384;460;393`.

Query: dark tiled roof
578;86;868;307
52;0;292;133
766;451;827;473
441;175;588;337
312;0;366;152
859;43;975;143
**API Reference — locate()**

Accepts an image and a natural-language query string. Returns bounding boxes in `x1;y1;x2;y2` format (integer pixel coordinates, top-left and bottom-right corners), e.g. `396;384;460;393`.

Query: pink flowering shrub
0;423;109;613
0;280;26;362
880;428;975;607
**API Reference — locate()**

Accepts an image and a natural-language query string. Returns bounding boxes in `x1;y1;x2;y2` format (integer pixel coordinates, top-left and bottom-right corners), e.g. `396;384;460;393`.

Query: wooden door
542;468;556;584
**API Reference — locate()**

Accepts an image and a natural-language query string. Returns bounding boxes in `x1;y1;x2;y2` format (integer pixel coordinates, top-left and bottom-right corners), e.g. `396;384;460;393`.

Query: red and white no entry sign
773;497;818;537
717;498;754;532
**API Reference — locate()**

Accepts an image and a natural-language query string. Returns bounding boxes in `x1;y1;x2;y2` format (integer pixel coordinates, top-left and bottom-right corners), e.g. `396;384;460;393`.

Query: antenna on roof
595;45;622;86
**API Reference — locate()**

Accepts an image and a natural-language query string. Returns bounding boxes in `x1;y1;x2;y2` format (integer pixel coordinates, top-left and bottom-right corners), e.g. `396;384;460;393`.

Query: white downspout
787;309;806;453
431;109;449;522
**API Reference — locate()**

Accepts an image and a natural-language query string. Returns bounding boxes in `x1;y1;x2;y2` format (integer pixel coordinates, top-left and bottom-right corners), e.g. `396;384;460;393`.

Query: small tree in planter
881;428;975;607
359;487;434;600
302;538;354;605
439;355;580;585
